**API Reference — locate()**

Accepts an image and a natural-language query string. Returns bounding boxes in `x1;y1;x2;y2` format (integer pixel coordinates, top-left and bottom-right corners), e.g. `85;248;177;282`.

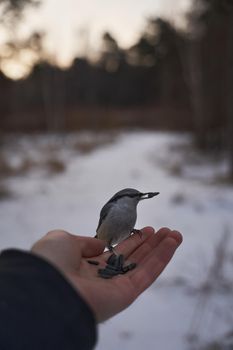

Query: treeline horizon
0;17;191;132
0;0;233;177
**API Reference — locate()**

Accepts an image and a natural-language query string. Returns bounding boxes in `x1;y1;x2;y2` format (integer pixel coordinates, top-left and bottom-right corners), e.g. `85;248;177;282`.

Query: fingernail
171;230;183;245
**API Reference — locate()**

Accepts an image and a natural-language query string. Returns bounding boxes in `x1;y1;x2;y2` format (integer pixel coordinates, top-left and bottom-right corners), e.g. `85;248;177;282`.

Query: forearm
0;249;97;350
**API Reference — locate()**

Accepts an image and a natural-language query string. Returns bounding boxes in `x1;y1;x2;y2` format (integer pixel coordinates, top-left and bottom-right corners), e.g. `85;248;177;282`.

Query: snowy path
1;131;233;349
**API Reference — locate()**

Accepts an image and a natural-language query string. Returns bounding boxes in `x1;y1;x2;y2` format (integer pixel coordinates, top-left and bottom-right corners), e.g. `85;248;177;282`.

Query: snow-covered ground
0;131;233;350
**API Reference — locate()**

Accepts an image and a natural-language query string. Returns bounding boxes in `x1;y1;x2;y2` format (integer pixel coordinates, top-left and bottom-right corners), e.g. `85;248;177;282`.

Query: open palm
32;227;182;322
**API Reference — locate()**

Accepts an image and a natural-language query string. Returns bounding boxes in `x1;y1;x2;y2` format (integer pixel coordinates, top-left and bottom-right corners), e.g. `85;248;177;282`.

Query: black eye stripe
117;194;138;199
109;193;140;203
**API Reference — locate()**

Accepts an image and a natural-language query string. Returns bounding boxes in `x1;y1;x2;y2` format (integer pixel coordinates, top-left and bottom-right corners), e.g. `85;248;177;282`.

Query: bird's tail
94;234;97;238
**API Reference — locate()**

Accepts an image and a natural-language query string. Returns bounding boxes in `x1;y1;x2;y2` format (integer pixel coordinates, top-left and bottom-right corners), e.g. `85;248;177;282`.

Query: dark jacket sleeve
0;249;97;350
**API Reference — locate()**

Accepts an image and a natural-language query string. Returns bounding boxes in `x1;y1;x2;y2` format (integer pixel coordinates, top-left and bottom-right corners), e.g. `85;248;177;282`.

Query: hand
31;227;182;322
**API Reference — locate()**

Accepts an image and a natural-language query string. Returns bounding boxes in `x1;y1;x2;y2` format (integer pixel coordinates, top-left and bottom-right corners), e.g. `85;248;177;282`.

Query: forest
0;0;233;178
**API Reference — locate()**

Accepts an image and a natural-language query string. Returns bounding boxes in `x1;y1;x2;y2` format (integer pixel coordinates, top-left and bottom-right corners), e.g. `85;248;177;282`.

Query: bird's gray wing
96;202;114;232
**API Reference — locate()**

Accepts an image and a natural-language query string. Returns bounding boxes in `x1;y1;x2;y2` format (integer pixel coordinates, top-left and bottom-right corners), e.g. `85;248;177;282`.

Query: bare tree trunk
227;14;233;179
40;72;53;131
188;40;207;149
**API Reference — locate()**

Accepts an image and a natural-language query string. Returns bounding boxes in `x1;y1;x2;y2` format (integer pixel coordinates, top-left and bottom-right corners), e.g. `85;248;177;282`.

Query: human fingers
126;227;174;263
130;232;182;295
78;236;106;257
104;226;155;260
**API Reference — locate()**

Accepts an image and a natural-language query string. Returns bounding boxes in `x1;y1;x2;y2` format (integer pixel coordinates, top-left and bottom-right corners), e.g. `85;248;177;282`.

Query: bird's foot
107;245;118;256
131;228;142;238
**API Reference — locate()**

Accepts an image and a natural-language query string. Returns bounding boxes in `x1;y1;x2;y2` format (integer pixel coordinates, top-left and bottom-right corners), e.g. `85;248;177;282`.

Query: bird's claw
132;229;142;238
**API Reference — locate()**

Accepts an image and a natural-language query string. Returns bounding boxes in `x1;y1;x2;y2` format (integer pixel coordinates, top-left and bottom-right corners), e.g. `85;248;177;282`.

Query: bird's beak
140;192;160;200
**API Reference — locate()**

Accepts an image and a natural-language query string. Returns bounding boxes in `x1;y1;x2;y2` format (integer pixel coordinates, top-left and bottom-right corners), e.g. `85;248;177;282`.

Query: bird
95;188;159;252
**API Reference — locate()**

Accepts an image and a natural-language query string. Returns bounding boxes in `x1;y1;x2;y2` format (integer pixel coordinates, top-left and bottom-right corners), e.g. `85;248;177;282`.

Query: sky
1;0;192;78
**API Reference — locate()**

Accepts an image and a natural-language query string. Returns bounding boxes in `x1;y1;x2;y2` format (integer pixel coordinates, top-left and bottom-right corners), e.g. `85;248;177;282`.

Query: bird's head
110;188;159;205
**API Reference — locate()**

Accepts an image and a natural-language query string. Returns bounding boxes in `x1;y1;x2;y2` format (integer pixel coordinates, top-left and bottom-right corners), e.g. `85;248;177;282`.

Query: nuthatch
95;188;159;252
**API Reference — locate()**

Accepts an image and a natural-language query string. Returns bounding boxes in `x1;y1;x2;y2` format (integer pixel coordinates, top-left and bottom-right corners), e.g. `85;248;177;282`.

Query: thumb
79;236;106;257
